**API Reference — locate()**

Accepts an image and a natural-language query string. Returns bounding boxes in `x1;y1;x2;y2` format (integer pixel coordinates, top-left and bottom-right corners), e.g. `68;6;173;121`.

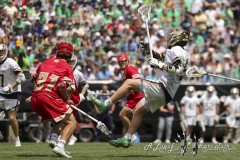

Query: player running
180;86;200;140
90;29;190;148
223;87;240;143
31;41;77;158
199;86;220;144
0;44;26;147
117;53;144;144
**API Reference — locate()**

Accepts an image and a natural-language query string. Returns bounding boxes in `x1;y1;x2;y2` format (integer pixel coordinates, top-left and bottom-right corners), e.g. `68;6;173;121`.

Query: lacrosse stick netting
186;66;206;78
186;66;240;82
138;5;153;59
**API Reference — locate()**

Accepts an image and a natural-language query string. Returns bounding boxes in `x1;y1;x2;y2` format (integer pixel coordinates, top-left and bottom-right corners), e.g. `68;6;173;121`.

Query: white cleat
212;138;218;144
68;136;77;146
153;139;162;144
15;140;21;147
48;140;57;149
53;146;72;158
199;138;204;144
165;139;170;144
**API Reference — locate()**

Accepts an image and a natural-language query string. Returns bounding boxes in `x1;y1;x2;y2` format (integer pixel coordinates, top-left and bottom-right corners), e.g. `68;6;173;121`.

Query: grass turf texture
0;142;240;160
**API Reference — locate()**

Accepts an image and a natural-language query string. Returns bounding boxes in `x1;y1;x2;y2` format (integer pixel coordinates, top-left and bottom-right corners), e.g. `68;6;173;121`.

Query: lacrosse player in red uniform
31;41;77;158
117;53;144;144
90;29;190;148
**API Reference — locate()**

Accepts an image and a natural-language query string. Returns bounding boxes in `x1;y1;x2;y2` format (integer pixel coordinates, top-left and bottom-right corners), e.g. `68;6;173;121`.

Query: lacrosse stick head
186;66;207;78
96;121;111;138
138;5;151;23
0;111;5;120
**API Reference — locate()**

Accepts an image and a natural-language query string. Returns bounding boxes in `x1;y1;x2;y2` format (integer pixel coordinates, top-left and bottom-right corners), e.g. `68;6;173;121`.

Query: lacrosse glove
3;84;14;94
148;58;164;69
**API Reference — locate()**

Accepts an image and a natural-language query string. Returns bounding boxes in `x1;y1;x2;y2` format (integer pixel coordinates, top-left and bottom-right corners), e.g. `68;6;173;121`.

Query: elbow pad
16;72;26;84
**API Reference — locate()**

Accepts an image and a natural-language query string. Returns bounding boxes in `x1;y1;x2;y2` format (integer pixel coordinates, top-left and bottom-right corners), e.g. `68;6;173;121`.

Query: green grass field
0;142;240;160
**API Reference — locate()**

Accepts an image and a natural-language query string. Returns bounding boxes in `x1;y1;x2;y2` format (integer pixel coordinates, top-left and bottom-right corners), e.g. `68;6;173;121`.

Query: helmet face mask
69;55;78;68
0;44;8;64
167;29;189;48
230;88;239;99
117;53;129;70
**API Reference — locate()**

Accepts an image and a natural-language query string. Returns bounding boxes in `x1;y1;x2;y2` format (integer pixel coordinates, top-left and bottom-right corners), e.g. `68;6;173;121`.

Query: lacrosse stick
138;5;153;59
70;105;111;138
186;66;240;82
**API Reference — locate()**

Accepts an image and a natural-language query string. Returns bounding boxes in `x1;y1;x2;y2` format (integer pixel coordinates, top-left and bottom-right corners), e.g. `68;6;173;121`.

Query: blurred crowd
0;0;240;82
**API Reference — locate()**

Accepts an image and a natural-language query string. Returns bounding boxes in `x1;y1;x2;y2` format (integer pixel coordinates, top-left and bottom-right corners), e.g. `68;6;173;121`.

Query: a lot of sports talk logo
143;132;236;158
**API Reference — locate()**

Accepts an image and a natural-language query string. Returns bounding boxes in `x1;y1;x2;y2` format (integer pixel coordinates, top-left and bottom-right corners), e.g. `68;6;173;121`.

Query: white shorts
0;95;19;111
186;116;197;126
203;115;215;127
140;79;171;113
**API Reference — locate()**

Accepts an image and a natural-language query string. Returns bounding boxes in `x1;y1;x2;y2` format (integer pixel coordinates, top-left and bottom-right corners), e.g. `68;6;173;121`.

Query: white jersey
200;94;220;116
73;69;86;87
155;46;189;98
181;96;200;116
224;96;240;115
0;58;22;92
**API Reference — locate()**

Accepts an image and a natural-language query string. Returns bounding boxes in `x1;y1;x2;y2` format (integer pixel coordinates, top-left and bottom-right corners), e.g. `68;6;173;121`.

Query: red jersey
32;58;75;99
123;65;144;109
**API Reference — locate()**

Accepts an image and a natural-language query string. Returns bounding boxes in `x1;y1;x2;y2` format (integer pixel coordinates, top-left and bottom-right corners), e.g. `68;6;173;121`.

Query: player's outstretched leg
90;79;141;112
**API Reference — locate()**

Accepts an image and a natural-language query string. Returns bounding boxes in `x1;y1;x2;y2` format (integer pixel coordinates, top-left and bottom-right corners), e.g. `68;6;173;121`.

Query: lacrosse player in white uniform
199;86;220;144
223;88;240;144
90;29;190;148
180;86;200;140
67;55;88;146
0;44;26;147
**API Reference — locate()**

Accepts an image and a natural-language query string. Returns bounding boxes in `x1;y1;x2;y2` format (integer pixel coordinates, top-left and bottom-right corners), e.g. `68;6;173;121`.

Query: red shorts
31;94;73;122
125;97;145;110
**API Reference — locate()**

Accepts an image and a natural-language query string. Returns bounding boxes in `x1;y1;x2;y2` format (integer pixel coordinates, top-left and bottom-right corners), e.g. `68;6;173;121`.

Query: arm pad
16;72;26;84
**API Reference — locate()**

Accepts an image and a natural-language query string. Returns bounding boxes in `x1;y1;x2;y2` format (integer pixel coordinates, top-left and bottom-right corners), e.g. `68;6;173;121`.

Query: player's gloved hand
79;93;85;103
3;84;14;94
148;58;164;69
139;41;150;55
214;115;220;123
65;98;74;105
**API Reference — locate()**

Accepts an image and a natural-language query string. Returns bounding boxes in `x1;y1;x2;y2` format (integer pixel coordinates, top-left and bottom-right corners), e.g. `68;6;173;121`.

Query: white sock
14;136;20;141
57;139;66;149
50;133;59;142
124;133;132;140
104;99;112;107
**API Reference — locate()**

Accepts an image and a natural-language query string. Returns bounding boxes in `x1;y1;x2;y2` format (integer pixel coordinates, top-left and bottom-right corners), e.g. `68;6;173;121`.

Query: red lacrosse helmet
56;41;73;57
117;53;129;70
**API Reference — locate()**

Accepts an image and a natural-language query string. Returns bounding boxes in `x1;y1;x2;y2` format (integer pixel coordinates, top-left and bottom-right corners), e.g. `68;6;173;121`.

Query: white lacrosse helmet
226;115;236;128
0;44;8;64
69;55;78;69
207;86;215;97
186;86;195;97
230;87;239;98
